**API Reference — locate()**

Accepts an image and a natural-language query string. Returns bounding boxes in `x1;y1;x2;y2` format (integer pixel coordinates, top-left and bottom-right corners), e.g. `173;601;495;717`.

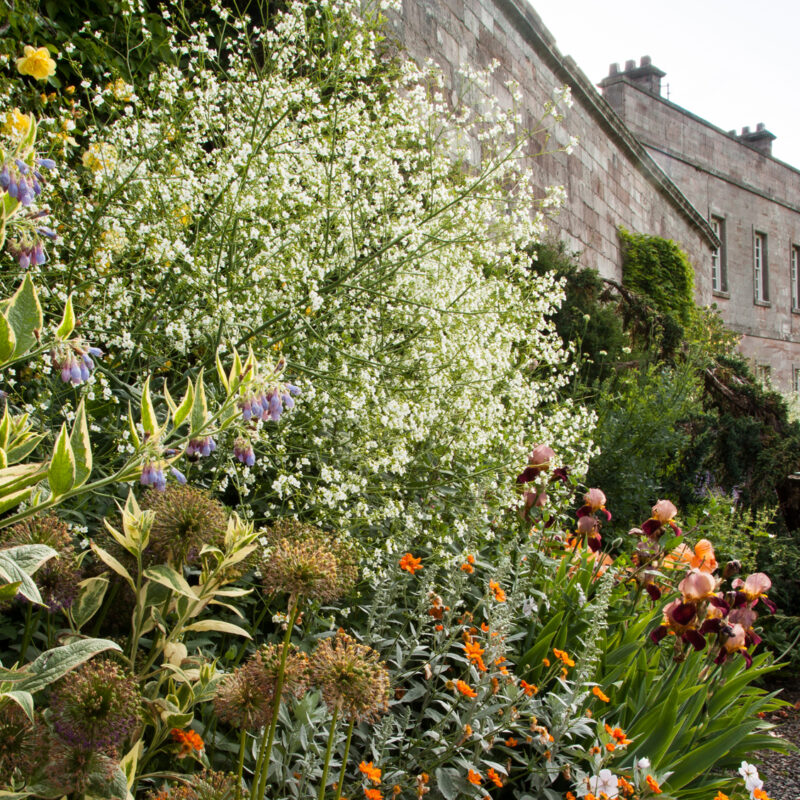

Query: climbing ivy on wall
619;227;695;328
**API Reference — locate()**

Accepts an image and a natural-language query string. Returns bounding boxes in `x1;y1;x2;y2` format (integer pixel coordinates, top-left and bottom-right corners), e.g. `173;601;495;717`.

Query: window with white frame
792;245;800;310
754;231;768;303
756;363;772;386
794;367;800;395
711;216;726;292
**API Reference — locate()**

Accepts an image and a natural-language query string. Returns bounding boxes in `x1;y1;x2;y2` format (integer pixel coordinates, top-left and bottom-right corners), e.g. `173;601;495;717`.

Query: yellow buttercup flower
16;46;56;81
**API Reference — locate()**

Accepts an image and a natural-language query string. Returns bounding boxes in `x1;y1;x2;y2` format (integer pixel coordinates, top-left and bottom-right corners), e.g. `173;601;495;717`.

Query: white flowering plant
5;0;596;551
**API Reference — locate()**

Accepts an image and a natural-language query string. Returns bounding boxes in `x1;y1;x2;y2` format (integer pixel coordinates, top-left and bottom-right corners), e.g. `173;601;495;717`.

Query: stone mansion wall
602;62;800;392
389;0;800;391
387;0;716;295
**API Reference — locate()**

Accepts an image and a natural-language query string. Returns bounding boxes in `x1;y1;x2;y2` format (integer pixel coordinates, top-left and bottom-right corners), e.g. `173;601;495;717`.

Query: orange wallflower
505;737;518;746
491;676;500;694
463;723;473;736
481;622;490;632
456;680;477;698
359;762;382;785
467;770;482;785
466;554;476;564
520;679;538;696
542;657;551;667
487;768;503;788
399;553;422;574
364;790;383;800
605;742;616;752
617;777;634;796
713;793;730;800
566;793;577;800
464;637;487;671
604;724;632;746
392;787;401;797
461;562;474;573
553;648;575;667
752;791;770;800
592;686;610;702
171;727;204;757
645;775;662;795
489;580;506;602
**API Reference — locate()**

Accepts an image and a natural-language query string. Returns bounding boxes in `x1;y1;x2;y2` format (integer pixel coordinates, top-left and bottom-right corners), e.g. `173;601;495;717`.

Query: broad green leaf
0;406;9;450
3;690;34;721
5;275;42;358
0;486;34;515
0;448;5;469
163;382;177;414
140;376;159;436
86;764;127;800
0;460;42;494
160;710;193;728
1;543;58;575
90;543;135;592
190;368;208;432
215;349;229;392
120;741;143;800
0;790;31;799
228;348;243;388
5;432;45;464
183;619;252;638
48;423;76;497
55;295;75;340
143;564;196;599
69;399;92;488
0;581;22;600
0;551;46;605
434;768;459;800
71;575;110;630
127;401;141;448
0;638;121;694
172;381;194;429
0;313;15;364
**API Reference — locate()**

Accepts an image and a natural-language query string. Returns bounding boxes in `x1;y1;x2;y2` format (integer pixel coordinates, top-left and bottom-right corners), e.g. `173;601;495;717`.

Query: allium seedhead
143;485;227;566
49;660;141;752
308;630;390;723
3;514;81;611
148;770;240;800
214;643;307;729
45;741;119;796
0;704;45;787
260;520;358;603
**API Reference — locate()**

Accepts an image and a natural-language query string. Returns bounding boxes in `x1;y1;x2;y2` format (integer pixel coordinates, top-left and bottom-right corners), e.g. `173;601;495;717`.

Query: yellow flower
16;46;56;81
105;77;133;102
2;108;31;140
82;142;118;174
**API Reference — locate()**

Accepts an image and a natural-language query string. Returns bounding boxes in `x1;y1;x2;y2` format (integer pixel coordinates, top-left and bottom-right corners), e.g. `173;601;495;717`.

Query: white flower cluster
47;0;595;542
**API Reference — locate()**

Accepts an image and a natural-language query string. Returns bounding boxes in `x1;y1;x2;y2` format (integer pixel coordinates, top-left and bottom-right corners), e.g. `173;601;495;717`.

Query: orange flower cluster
428;593;448;620
520;679;538;696
399;553;422;574
415;773;430;799
487;768;503;788
455;679;477;698
467;770;482;786
553;648;575;667
171;727;204;757
461;554;476;573
592;686;610;702
489;580;506;602
617;777;635;796
359;762;382;785
604;724;632;746
364;790;382;800
504;737;518;747
645;775;662;794
463;634;487;672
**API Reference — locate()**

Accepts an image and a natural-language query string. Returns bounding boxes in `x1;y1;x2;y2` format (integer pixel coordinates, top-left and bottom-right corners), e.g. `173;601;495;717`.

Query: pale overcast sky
527;0;800;169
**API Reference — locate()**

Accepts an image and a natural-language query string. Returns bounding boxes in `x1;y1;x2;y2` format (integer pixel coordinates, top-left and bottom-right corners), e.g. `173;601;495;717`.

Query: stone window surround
753;229;770;306
709;207;728;298
792;244;800;314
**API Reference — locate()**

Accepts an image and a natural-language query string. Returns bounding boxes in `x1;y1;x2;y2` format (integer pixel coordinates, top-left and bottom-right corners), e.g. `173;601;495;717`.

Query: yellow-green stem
318;705;340;800
333;718;354;800
236;728;247;800
253;598;300;799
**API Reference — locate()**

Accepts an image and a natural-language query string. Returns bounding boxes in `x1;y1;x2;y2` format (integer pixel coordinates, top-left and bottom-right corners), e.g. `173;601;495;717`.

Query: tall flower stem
333;718;354;800
318;705;340;800
236;728;247;800
253;598;300;799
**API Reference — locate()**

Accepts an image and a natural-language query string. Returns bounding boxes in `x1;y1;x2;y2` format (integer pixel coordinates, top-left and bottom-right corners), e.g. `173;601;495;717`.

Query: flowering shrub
9;0;596;548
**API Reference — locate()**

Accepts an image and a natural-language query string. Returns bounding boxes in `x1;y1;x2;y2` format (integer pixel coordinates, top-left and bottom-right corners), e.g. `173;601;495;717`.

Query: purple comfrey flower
37;157;57;170
1;158;48;207
234;436;255;466
186;436;216;459
170;466;188;485
141;461;167;491
51;343;102;386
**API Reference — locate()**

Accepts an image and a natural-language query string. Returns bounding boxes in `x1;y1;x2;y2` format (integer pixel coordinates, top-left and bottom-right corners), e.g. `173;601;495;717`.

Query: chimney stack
599;55;666;96
737;123;776;156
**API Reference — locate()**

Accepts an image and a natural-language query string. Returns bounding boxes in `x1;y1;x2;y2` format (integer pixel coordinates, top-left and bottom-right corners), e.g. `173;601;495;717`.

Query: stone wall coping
493;0;719;250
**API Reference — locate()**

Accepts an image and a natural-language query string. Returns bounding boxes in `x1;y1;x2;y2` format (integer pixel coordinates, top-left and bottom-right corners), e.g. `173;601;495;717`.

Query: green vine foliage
619;227;695;329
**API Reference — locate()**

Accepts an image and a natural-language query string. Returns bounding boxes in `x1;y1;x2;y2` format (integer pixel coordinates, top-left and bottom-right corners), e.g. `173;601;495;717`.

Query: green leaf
215;349;229;392
55;295;75;340
0;406;9;451
183;619;252;638
172;381;194;429
5;432;45;465
3;690;34;721
0;551;47;605
1;543;58;575
69;399;92;488
71;575;110;630
126;401;141;448
86;764;127;800
143;564;196;598
0;581;21;600
434;768;460;800
5;275;42;358
0;638;121;695
140;376;159;437
0;313;16;364
190;368;208;433
90;543;135;593
48;423;76;497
